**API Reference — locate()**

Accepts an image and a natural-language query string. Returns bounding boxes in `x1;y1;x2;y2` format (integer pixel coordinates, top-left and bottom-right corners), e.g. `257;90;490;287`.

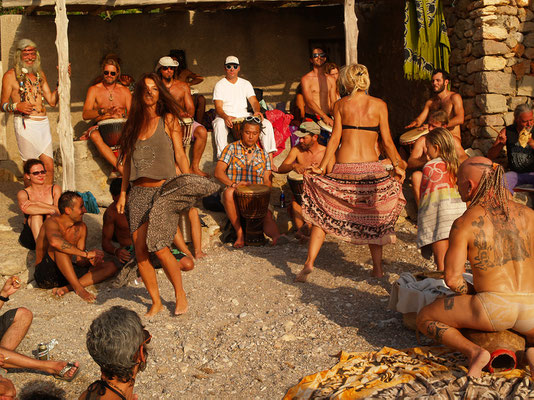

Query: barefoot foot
52;286;69;297
295;264;313;282
195;250;207;259
467;347;491;377
146;302;163;317
233;237;245;249
75;288;95;303
174;299;188;315
192;167;209;178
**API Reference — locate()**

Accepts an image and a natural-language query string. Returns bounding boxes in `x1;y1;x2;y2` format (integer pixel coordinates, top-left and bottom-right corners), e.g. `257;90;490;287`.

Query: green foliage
0;6;24;15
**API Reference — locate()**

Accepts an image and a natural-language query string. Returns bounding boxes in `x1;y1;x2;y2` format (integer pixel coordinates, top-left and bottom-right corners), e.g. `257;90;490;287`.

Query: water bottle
280;192;286;208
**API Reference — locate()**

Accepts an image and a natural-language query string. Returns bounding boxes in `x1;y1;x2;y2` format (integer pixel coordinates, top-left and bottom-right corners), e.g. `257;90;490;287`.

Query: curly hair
86;306;145;383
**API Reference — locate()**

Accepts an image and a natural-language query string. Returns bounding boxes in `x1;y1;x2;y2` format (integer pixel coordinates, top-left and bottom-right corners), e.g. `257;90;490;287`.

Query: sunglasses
30;170;47;176
103;71;117;76
160;66;175;71
136;329;152;370
312;53;326;58
245;116;261;123
225;64;239;70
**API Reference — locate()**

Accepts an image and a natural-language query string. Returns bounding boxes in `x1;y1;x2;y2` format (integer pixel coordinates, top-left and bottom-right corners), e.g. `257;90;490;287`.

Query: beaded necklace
18;69;44;112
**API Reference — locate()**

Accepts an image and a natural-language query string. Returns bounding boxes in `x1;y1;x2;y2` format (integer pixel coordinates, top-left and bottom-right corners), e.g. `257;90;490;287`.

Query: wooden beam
344;0;358;64
55;0;76;190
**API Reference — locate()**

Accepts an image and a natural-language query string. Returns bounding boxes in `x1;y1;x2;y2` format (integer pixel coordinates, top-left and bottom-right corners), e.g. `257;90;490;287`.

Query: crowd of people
1;36;534;397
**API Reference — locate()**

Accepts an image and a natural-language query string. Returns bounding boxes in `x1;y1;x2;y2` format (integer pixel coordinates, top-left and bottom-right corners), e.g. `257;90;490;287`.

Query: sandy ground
0;179;434;399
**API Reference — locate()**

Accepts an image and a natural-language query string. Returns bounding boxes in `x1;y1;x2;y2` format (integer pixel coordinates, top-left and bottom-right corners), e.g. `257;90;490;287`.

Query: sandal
54;362;80;382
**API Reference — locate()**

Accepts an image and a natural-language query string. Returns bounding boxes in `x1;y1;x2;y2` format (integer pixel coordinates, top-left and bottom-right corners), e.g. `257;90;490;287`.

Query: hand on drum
307;165;324;175
108;106;126;119
224;116;235;128
253;111;264;122
236;181;251;187
323;116;334;127
293;163;307;174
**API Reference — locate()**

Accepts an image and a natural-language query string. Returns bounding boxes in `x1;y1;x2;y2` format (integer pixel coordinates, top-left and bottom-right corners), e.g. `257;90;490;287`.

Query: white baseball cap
225;56;239;65
156;56;178;71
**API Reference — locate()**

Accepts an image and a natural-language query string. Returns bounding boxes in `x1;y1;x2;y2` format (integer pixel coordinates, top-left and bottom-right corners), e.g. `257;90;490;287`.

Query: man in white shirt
212;56;277;166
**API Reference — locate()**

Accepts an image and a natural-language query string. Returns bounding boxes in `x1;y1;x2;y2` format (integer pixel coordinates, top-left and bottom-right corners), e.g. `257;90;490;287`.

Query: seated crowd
2;37;534;398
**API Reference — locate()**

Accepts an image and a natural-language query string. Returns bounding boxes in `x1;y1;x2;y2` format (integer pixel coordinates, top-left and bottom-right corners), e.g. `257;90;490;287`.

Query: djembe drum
97;118;126;156
180;117;194;146
399;127;429;148
229;117;245;142
287;171;304;206
235;184;271;246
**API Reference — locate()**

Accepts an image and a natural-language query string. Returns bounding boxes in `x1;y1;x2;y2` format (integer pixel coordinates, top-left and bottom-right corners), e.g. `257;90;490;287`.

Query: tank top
129;117;177;182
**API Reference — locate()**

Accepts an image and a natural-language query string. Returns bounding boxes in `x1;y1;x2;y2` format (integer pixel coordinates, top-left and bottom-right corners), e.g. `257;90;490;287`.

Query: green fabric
404;0;450;80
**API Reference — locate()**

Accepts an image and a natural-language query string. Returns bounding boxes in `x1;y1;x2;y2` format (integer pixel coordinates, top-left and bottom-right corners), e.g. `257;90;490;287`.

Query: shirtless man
1;39;59;185
300;48;338;130
33;191;118;302
406;69;465;143
17;159;61;250
408;110;468;206
277;121;331;238
156;56;208;177
416;157;534;377
82;56;132;174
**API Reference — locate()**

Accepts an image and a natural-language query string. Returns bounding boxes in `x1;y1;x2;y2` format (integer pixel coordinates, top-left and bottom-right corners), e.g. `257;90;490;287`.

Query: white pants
213;116;276;158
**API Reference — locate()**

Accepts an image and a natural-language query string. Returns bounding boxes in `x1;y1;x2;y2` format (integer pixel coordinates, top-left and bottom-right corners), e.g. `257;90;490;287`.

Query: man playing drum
214;118;285;248
1;39;60;185
278;121;332;239
212;56;277;168
408;110;468;206
416;157;534;378
156;56;208;177
82;55;132;175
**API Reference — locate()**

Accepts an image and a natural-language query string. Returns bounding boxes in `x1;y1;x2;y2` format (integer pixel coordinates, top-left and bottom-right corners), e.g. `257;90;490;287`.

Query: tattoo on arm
426;321;450;342
444;296;455;310
60;240;73;250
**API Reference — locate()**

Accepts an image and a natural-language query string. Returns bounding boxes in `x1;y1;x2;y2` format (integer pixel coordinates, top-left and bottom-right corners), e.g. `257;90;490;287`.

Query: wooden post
344;0;358;64
55;0;75;190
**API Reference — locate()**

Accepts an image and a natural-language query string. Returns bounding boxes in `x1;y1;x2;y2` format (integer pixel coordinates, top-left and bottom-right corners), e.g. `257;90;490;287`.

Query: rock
525;47;534;59
238;312;247;319
496;5;519;15
460;84;477;97
520;21;534;32
523;32;534;47
478;126;502;138
476;94;508;113
472;56;508;73
473;40;510;57
511;43;526;57
474;71;516;94
473;26;508;41
479;114;504;126
508;96;530;109
231;299;239;306
472;0;509;6
517;0;529;6
512;61;529;80
283;321;295;332
504;111;515;125
470;6;498;18
280;334;297;342
472;137;497;154
518;75;534;96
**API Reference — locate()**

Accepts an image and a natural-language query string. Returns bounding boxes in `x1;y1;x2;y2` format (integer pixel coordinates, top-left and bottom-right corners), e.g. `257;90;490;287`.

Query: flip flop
54;362;80;382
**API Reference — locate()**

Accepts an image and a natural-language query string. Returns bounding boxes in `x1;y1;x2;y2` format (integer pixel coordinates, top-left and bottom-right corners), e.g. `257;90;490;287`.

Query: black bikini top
85;380;127;400
342;124;380;132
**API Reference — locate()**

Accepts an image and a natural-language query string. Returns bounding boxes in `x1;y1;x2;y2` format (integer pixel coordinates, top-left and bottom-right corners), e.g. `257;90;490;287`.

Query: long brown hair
426;128;459;183
118;73;183;163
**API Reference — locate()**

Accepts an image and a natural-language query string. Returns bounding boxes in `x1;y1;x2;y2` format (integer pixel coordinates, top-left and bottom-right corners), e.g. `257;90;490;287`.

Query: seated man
156;56;208;177
34;191;118;302
487;103;534;193
214;118;284;248
17;159;61;250
82;55;132;175
277;121;332;238
416;157;534;377
407;110;467;207
0;275;79;381
212;56;277;168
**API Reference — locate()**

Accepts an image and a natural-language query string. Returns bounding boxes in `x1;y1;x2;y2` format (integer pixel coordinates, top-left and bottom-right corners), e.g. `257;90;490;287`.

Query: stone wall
447;0;534;153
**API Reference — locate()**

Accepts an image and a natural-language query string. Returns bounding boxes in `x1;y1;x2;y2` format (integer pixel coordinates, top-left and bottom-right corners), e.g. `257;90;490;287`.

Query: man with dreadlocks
417;156;534;378
1;39;59;185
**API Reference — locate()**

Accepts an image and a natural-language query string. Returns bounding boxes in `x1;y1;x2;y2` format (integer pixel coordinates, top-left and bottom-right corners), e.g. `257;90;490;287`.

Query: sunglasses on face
312;53;326;58
137;329;152;370
225;64;239;70
160;66;175;71
30;170;47;176
103;71;117;76
245;116;261;124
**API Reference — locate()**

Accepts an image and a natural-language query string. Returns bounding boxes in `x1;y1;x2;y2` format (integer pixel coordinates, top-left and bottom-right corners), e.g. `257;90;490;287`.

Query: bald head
457;157;494;202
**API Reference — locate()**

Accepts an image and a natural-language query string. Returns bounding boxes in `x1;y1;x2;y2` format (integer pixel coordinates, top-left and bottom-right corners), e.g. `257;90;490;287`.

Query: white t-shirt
213;77;255;118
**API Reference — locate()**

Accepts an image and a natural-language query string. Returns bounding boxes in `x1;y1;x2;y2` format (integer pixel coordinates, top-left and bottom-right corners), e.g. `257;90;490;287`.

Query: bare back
335;94;384;163
461;202;534;293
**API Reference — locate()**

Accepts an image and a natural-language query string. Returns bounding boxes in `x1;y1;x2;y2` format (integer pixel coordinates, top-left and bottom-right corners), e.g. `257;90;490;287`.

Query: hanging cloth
404;0;451;80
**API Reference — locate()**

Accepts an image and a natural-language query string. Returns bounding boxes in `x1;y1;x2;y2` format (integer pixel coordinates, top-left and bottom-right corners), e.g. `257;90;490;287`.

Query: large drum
287;171;304;206
180;117;194;146
97;118;126;147
235;184;271;246
229;117;245;142
399;127;428;146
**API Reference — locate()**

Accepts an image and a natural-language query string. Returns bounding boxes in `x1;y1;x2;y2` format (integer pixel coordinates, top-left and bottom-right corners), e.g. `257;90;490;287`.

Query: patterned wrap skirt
127;174;220;252
302;162;406;245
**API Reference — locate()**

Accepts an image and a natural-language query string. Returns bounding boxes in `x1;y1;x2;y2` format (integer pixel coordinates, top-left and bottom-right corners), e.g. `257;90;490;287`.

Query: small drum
235;184;271;246
97;118;126;147
180;117;194;146
229;117;245;142
287;171;304;206
399;127;429;146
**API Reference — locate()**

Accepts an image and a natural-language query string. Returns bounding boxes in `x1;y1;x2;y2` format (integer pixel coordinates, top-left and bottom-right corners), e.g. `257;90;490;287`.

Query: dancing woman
298;64;406;280
116;73;217;316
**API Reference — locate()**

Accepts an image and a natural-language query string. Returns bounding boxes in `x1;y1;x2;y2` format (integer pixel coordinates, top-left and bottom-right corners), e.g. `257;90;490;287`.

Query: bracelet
1;102;16;113
0;296;9;302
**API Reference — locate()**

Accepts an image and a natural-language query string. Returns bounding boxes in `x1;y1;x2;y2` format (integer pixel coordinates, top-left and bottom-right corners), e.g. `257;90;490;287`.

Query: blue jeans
505;171;534;193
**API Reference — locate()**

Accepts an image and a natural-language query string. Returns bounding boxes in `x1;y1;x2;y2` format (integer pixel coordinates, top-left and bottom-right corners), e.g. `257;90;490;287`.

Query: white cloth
388;272;473;314
14;116;53;161
212;77;276;157
213;77;255;117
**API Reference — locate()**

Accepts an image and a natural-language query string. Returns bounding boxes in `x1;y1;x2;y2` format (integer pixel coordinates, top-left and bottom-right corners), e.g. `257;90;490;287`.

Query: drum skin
399;127;429;145
97;118;126;147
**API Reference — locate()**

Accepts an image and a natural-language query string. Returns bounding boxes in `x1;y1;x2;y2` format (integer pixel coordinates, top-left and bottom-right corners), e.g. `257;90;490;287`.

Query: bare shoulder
117;83;131;94
301;71;315;82
164;113;178;127
3;68;16;80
